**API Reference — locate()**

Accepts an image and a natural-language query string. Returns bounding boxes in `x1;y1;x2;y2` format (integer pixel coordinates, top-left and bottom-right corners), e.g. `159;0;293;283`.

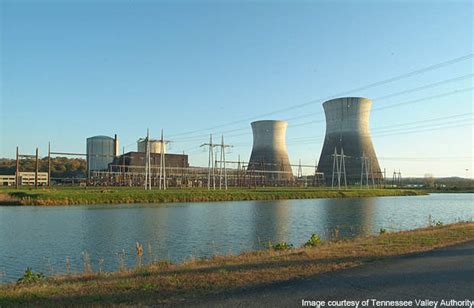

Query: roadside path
189;241;474;307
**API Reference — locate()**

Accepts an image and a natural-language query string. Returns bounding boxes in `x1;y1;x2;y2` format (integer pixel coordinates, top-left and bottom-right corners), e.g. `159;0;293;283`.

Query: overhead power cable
281;73;473;123
168;53;473;138
171;80;473;143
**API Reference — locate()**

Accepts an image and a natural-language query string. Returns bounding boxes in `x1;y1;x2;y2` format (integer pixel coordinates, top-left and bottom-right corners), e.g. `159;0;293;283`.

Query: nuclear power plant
247;120;293;183
317;97;382;185
7;98;390;189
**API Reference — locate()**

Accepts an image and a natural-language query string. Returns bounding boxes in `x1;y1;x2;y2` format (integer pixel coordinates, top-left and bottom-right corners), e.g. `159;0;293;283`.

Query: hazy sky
1;0;472;177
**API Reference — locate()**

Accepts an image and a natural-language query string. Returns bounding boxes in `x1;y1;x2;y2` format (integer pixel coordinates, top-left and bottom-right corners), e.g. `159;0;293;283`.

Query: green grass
0;187;426;205
1;222;472;306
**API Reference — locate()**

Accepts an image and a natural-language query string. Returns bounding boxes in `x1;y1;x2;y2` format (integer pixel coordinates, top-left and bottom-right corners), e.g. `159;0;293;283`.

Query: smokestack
247;120;293;183
317;97;382;184
114;134;119;158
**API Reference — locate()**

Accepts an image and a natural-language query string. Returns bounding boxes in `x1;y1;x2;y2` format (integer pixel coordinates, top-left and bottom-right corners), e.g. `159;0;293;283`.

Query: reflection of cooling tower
318;97;382;184
248;120;293;181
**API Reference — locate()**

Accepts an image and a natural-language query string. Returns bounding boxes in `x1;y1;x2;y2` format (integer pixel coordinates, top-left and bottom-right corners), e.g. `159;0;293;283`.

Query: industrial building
247;120;293;184
86;135;119;174
109;151;188;173
0;172;48;186
317;97;382;185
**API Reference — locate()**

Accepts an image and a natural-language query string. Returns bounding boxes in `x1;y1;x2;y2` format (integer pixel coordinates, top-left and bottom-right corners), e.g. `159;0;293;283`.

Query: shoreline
0;187;427;206
1;222;472;305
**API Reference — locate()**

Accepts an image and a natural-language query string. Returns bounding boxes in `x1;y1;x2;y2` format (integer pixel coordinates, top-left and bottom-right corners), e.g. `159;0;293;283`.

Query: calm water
0;193;472;283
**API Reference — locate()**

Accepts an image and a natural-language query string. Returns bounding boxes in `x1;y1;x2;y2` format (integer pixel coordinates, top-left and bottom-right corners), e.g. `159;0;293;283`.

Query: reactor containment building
86;135;119;174
247;120;293;183
317;97;382;185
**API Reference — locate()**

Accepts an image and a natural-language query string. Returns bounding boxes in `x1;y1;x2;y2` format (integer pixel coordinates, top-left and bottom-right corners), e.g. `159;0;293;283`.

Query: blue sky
1;0;472;177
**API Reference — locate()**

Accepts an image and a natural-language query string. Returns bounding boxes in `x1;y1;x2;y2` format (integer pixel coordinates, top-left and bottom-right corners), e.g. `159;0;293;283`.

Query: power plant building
317;97;382;185
86;135;119;173
247;120;293;183
137;138;166;154
109;152;188;173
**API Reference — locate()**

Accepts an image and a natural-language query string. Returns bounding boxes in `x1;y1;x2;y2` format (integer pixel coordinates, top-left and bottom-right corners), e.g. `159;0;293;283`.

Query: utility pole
313;158;318;187
237;154;241;188
383;168;386;188
182;150;186;188
35;147;39;189
87;145;91;185
331;147;338;189
48;142;51;187
297;159;303;179
158;129;170;190
15;146;19;189
122;146;125;186
360;153;370;189
217;135;232;190
201;134;216;190
370;159;375;187
144;129;151;190
341;148;347;188
392;169;402;187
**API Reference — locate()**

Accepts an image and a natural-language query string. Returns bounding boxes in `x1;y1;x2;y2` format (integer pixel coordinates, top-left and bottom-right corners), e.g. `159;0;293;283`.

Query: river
0;193;472;283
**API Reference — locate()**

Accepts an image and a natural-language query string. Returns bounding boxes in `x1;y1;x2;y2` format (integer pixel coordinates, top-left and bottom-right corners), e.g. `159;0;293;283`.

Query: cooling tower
247;120;293;182
317;97;382;185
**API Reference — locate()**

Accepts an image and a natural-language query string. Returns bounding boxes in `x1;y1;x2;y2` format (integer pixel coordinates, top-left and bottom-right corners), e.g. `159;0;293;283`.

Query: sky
1;0;473;177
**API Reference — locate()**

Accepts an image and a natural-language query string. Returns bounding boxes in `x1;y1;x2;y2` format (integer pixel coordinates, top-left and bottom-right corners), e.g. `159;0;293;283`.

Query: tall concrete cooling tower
247;120;293;183
317;97;382;185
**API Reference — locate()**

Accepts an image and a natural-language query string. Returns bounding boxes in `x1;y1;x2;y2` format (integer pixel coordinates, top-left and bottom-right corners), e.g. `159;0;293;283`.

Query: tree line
0;157;86;178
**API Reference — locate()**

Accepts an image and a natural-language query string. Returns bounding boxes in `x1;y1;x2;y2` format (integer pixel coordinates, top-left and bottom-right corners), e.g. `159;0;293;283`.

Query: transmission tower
217;135;232;190
313;158;319;187
201;134;217;190
392;169;402;187
297;159;303;179
360;153;371;189
237;154;241;187
331;147;348;189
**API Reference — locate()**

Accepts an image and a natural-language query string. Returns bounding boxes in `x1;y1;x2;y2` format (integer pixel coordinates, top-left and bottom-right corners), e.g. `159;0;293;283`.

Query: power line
284;87;473;132
253;116;474;146
172;84;473;144
372;74;473;101
282;73;473;123
371;112;472;130
167;53;473;138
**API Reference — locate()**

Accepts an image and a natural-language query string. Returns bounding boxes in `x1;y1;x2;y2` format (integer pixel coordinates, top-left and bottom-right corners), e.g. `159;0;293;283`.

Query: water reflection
0;194;472;283
251;200;290;249
321;198;376;238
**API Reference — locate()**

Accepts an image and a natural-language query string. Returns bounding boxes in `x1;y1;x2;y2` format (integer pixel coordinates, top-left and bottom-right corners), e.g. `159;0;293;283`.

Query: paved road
188;241;474;308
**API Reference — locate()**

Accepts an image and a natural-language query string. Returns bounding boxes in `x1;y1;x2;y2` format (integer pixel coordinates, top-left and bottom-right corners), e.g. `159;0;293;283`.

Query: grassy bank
0;187;426;205
1;222;472;305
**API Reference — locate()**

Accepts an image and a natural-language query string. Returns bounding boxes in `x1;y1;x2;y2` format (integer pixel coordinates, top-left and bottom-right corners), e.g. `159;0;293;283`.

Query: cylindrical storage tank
247;120;293;183
137;139;165;154
317;97;382;185
86;136;116;173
